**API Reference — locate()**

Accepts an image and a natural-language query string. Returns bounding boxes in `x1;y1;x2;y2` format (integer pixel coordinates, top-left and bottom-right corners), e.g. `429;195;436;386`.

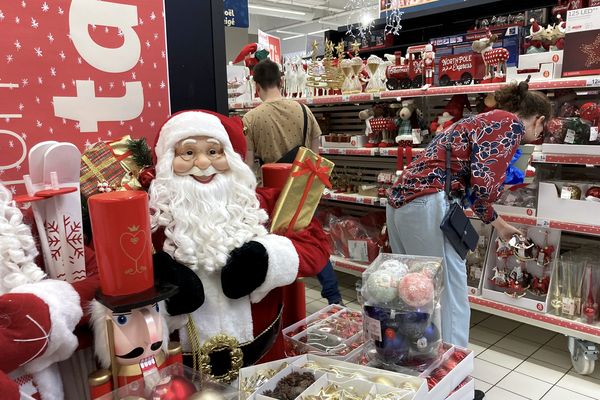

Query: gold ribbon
81;153;119;182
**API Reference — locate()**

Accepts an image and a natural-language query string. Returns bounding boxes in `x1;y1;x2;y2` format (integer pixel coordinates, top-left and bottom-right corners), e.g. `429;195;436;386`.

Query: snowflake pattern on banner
0;1;170;194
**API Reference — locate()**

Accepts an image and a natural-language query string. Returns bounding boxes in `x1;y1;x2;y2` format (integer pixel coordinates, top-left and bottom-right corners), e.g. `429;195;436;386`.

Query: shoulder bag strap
444;132;454;200
301;103;308;147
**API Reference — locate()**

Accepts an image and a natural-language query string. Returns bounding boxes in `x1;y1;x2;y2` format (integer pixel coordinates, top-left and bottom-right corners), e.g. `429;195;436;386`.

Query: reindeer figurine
472;32;510;84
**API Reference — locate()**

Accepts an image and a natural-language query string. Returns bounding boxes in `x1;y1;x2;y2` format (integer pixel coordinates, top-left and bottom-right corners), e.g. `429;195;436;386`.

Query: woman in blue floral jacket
387;81;551;348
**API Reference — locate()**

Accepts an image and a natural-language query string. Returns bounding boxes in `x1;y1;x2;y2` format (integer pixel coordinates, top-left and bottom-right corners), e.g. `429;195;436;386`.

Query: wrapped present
80;136;145;199
270;147;334;234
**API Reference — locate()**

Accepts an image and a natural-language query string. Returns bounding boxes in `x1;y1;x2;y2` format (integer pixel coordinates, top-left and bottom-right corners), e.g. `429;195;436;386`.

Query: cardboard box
508;51;564;81
482;224;561;313
446;377;475;400
562;6;600;77
537;181;600;226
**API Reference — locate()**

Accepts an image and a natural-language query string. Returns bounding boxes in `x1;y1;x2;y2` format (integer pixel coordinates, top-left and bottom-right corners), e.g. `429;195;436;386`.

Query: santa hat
153;110;246;164
530;18;542;35
233;43;258;64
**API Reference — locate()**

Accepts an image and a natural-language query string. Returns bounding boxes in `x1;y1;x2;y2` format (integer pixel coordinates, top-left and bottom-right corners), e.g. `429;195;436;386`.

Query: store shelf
322;192;385;207
320;147;379;156
379;148;425;157
231;76;600;111
330;255;368;277
380;76;600;100
469;296;600;344
532;152;600;166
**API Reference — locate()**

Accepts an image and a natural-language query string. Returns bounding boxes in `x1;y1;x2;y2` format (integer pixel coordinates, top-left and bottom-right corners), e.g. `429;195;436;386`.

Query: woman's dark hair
494;80;552;120
253;59;282;89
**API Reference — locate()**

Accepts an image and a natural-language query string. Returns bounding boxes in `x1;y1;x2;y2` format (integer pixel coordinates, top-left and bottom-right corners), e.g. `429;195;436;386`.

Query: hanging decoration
384;7;405;36
344;0;377;39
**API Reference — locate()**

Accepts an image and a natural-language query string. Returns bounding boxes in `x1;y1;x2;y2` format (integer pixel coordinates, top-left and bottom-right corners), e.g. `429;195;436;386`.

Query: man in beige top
243;59;343;306
243;59;321;166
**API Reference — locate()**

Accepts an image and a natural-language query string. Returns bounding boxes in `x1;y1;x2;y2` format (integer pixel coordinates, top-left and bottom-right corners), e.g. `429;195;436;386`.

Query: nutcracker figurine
87;191;182;399
422;44;435;88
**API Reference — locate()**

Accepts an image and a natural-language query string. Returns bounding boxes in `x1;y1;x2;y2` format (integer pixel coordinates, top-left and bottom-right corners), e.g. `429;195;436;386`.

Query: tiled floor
302;272;600;400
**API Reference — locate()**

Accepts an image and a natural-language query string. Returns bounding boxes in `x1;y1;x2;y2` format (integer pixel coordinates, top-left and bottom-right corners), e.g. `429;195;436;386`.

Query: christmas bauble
398;312;431;340
366;269;399;303
586;187;600;201
398;272;434;308
559;102;578;118
138;166;156;189
580;102;600;123
364;306;410;363
150;375;197;400
544;118;565;144
380;260;409;278
410;323;441;357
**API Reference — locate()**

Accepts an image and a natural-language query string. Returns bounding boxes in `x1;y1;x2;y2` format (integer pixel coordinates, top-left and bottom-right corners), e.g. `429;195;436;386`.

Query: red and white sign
0;0;171;193
258;29;281;64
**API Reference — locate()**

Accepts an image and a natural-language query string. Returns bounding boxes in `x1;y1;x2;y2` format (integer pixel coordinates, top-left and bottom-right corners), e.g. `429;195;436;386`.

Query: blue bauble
377;328;410;363
398;312;431;340
410;323;441;358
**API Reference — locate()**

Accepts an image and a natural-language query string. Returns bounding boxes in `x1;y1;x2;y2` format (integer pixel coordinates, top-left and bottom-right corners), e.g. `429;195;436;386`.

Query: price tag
348;240;369;262
364;314;382;341
380;148;390;156
380;197;388;206
590;127;599;142
562;297;575;316
474;267;483;280
306;97;314;105
339;148;347;155
355;195;365;204
373;92;380;99
587;77;600;87
341;94;350;102
537;218;550;228
565;129;576;144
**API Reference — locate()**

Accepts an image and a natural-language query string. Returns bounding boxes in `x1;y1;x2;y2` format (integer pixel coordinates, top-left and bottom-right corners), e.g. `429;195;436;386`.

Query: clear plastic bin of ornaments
360;254;444;370
96;363;238;400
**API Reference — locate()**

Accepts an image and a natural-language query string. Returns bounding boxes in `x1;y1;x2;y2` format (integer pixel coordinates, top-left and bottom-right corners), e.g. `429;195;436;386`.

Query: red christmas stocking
396;146;404;171
405;146;413;165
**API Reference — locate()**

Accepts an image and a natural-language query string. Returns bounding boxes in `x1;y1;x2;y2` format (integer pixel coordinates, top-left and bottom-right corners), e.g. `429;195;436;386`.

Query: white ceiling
248;0;380;37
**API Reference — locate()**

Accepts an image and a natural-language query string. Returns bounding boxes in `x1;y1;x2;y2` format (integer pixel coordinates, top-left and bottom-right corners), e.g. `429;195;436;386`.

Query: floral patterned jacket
388;109;525;223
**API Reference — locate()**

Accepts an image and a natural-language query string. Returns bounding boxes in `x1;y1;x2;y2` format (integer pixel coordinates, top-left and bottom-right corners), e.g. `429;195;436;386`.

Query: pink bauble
398;272;434;308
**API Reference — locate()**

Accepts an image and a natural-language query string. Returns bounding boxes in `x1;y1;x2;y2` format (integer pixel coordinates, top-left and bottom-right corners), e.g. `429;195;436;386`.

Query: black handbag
439;138;479;260
276;103;308;164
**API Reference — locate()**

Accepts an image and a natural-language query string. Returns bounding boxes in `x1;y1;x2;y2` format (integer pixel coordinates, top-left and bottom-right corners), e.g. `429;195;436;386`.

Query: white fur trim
155;111;231;160
10;280;82;374
250;234;299;303
33;364;64;400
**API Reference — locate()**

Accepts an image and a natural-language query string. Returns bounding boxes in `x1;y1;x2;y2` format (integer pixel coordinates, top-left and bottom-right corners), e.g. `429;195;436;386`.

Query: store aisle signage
258;29;281;64
0;0;170;193
224;0;249;28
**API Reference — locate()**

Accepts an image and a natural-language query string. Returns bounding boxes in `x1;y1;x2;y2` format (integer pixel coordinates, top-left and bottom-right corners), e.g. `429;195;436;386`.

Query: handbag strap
444;134;453;199
301;103;308;147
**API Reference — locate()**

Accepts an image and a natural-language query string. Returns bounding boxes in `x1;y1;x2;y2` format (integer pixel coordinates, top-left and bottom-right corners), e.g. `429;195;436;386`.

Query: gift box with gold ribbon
270;147;334;234
80;136;144;199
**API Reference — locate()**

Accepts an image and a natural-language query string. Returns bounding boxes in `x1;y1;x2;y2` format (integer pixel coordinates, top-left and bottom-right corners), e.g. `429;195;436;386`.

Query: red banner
258;29;281;64
0;0;170;193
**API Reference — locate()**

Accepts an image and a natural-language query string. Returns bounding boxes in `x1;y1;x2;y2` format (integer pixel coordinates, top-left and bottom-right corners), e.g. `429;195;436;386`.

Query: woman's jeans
386;191;470;347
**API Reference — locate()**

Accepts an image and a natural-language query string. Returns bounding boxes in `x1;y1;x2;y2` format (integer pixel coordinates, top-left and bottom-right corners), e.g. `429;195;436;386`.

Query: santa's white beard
149;167;268;273
0;184;46;295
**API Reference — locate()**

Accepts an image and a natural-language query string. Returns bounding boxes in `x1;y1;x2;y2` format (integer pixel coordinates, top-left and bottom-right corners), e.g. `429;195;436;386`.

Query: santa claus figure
0;183;82;400
429;94;471;135
148;110;329;383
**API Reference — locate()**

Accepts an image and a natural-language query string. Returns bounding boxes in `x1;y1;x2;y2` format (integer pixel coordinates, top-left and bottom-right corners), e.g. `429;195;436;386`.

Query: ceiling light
307;29;327;35
282;34;306;41
248;5;306;16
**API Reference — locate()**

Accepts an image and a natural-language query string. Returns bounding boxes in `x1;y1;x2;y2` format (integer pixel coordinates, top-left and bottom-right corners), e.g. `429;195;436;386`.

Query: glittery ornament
364;305;410;363
398;312;431;340
380;259;409;277
410;323;440;359
138;166;155;189
398;272;434;308
150;375;197;400
188;390;227;400
366;269;399;303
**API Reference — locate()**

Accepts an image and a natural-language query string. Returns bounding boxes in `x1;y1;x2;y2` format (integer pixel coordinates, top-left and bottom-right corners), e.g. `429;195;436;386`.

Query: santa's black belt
183;304;283;381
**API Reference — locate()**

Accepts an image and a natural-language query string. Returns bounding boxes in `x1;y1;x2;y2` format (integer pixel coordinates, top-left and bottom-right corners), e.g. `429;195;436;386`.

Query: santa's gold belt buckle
199;333;244;383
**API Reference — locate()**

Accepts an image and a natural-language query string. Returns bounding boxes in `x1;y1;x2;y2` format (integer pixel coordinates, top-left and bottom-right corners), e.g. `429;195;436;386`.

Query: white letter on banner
53;80;144;132
69;0;140;72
